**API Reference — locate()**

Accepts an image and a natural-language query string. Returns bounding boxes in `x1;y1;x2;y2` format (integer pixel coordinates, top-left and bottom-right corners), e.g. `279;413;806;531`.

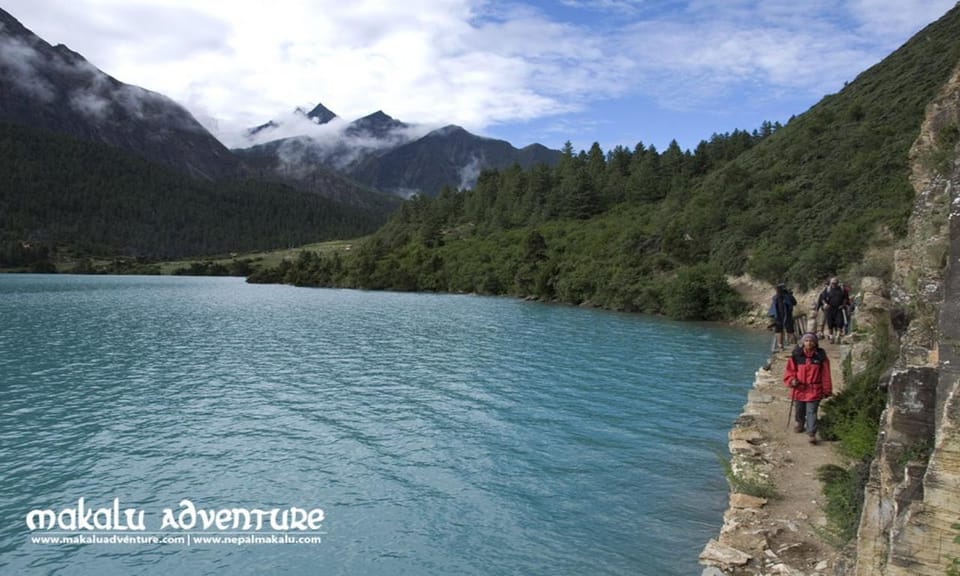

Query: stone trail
700;339;850;576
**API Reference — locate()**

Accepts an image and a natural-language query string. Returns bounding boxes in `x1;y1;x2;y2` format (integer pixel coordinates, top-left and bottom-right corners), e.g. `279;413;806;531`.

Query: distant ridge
0;7;398;261
0;7;239;180
249;4;960;322
237;106;562;197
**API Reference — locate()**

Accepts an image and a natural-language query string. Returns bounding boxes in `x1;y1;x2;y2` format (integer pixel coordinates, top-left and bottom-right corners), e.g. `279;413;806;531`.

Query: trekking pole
786;396;795;430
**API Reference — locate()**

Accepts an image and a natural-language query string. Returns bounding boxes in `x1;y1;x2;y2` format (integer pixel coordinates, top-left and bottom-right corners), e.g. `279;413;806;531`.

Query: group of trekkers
767;277;853;445
768;277;852;351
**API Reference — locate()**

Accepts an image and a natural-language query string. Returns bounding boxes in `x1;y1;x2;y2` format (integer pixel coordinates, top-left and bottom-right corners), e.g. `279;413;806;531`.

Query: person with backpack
768;283;797;352
784;332;833;444
821;277;851;343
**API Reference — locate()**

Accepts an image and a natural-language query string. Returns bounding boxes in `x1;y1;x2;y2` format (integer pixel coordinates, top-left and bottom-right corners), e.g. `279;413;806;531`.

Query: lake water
0;275;769;575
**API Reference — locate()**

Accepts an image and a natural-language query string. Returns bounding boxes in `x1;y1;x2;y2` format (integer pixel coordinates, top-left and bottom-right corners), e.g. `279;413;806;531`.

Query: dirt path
755;341;850;570
701;338;851;574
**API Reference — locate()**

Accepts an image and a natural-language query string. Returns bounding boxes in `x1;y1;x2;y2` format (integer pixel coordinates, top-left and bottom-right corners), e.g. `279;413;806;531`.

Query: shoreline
700;340;852;575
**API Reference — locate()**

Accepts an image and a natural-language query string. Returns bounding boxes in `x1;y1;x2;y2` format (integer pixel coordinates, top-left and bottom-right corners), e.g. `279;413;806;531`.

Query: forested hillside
251;5;960;321
0;122;392;265
0;7;241;181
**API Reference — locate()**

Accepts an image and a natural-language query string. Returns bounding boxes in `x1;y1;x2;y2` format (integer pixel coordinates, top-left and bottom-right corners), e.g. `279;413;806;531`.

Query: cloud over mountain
0;9;238;180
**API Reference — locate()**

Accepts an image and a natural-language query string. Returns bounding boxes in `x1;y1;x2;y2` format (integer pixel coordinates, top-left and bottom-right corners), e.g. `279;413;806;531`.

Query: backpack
825;285;848;308
769;290;796;320
792;346;827;366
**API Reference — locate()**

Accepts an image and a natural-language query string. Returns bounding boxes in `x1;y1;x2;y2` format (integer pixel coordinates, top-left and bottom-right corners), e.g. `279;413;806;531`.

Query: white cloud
0;33;56;102
458;156;484;189
69;91;111;120
848;0;957;37
615;0;956;111
1;0;956;148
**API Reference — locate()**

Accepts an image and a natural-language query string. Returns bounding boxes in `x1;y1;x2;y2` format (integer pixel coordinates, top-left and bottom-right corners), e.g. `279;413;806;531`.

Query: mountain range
235;105;561;198
0;5;561;261
0;8;240;181
0;6;559;203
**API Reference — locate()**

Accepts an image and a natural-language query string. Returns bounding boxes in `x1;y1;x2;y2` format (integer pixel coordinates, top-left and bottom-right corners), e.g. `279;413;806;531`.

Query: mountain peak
292;103;337;125
52;43;85;63
431;124;468;137
305;102;337;124
0;6;237;180
345;110;408;139
247;120;279;137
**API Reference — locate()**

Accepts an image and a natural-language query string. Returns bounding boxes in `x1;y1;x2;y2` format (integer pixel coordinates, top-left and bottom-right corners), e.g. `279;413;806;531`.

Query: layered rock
854;61;960;576
704;58;960;576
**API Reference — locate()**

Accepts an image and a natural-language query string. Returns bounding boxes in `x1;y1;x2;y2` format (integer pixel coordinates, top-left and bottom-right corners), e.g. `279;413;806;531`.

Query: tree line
249;6;960;321
0;121;393;266
249;128;775;320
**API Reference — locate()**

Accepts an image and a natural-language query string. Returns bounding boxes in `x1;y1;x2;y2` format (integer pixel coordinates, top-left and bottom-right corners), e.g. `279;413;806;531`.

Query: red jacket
783;346;833;401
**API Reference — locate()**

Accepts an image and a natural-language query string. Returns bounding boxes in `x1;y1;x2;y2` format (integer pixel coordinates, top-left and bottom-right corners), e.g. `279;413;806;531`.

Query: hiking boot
794;424;805;433
808;434;818;445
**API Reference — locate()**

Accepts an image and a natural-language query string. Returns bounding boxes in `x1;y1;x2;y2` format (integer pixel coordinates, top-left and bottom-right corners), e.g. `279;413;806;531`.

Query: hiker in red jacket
783;332;833;444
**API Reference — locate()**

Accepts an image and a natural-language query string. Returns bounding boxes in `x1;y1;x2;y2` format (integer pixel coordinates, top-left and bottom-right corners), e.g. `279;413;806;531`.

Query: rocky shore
699;276;895;575
698;339;851;576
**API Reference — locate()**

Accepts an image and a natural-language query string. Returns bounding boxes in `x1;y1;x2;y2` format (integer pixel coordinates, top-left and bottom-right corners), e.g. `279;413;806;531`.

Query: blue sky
2;0;957;153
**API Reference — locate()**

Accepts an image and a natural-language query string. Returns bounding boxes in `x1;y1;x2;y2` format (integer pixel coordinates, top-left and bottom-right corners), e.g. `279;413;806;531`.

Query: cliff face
702;61;960;576
854;61;960;576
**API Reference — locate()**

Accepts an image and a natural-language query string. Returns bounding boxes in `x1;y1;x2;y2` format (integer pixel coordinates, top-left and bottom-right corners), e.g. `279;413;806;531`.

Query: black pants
826;307;844;330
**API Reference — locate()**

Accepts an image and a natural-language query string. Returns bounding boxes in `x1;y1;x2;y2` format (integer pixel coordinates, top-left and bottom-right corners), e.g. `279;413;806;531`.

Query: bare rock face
848;277;892;375
700;539;752;567
855;59;960;576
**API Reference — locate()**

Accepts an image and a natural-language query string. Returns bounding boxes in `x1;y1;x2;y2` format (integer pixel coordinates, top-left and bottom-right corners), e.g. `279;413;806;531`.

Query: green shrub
719;456;780;500
817;462;870;545
819;322;892;459
746;241;792;284
661;263;746;320
948;521;960;576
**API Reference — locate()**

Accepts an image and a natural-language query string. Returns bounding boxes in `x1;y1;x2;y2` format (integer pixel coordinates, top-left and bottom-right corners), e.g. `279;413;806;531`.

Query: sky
2;0;957;153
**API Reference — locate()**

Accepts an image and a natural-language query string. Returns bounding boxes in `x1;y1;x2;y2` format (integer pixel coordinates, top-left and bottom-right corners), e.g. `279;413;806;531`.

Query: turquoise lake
0;275;770;575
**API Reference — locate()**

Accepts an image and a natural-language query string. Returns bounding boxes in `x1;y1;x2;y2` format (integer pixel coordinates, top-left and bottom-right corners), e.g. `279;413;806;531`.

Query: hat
802;332;818;343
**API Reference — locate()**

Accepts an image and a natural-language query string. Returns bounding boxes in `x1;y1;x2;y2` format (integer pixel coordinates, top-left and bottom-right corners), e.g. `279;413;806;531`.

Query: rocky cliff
853;59;960;576
703;59;960;576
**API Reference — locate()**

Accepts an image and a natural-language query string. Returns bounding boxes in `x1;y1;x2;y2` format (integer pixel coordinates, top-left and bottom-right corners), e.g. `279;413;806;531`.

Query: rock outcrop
704;57;960;576
854;60;960;576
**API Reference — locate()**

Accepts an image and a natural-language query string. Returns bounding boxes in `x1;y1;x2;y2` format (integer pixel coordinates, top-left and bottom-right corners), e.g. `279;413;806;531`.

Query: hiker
784;332;833;444
768;283;797;351
813;279;830;338
821;277;851;343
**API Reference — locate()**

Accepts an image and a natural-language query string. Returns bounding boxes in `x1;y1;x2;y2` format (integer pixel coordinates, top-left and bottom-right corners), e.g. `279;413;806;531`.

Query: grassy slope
672;5;960;287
